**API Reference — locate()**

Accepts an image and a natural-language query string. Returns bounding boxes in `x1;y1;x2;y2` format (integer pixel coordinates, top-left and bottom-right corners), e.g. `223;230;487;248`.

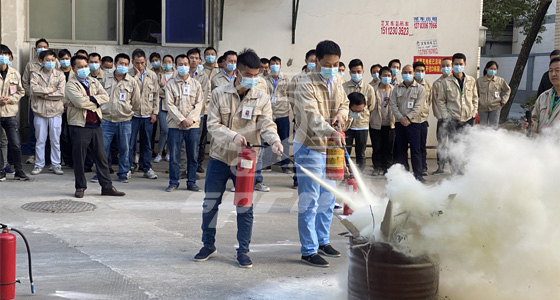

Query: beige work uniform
431;75;448;120
30;68;66;118
0;67;25;118
437;74;478;122
165;75;203;129
390;80;426;124
370;82;395;130
264;72;291;119
418;79;432;123
22;58;60;95
158;70;177;111
193;71;211;116
202;64;219;82
531;88;560;134
130;68;159;116
101;73;140;123
342;79;376;129
64;76;109;127
476;75;511;112
211;70;235;91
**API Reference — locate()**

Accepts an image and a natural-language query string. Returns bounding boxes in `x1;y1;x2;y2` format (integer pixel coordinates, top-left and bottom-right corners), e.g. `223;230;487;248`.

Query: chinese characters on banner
380;20;410;36
417;40;439;55
413;17;438;29
413;56;448;74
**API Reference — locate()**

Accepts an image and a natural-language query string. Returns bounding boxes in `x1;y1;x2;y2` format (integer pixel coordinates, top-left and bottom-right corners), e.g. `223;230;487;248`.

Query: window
163;0;208;46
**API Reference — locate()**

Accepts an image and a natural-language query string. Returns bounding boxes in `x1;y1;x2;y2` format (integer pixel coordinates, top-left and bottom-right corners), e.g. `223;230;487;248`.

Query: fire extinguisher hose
0;224;35;294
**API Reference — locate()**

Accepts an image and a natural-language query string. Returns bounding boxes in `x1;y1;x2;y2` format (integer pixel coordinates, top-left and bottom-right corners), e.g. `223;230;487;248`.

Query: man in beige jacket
527;57;560;133
431;58;453;175
64;55;124;198
413;61;432;176
29;50;66;176
370;67;395;176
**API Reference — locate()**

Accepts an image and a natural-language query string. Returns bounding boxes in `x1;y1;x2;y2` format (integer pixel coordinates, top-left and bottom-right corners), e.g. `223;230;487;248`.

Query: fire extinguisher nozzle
31;283;35;294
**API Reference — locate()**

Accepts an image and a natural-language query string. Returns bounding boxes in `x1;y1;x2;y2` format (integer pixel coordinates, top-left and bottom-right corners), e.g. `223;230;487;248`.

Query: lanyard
549;91;560;119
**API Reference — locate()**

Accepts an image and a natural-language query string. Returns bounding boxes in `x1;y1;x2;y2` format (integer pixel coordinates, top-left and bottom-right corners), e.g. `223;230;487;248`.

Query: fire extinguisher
234;147;257;207
326;129;345;181
0;224;34;300
343;177;358;215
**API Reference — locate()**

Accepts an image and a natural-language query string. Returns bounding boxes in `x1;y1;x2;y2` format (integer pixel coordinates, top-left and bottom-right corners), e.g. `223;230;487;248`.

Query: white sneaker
30;166;42;175
53;166;64;175
230;186;235;192
165;154;170;162
143;168;158;179
154;154;162;163
26;156;35;164
126;170;132;179
254;183;270;192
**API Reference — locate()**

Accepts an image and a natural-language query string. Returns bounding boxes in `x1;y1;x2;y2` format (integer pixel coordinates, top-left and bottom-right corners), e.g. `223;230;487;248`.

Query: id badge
494;91;500;98
149;93;154;101
9;86;16;95
271;96;277;104
242;106;254;120
119;92;127;101
183;85;190;96
407;101;414;109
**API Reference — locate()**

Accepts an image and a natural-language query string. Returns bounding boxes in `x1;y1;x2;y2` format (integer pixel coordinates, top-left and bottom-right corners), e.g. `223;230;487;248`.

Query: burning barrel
348;241;439;300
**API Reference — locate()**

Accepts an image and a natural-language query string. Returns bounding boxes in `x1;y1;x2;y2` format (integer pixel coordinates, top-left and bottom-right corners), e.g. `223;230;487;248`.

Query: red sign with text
413;56;449;74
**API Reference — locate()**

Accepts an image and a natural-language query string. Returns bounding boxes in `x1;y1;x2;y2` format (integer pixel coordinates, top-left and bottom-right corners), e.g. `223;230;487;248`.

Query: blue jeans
101;119;132;178
168;127;199;186
202;158;254;254
0;117;23;171
129;116;153;173
294;141;336;256
157;104;168;153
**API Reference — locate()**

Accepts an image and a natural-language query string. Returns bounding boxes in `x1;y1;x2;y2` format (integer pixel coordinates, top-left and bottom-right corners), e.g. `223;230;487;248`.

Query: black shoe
416;176;427;183
84;167;93;173
291;184;298;190
237;252;253;268
109;168;115;174
187;184;201;192
318;244;341;257
194;246;217;262
422;170;429;176
14;170;29;181
431;168;444;175
301;253;329;268
0;169;6;182
197;166;205;173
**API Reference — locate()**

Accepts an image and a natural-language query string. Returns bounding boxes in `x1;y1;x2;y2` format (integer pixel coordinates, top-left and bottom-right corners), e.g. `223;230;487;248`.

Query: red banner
413;56;449;74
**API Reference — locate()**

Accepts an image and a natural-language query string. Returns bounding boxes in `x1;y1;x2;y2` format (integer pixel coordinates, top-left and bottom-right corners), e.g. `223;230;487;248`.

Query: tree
483;0;552;123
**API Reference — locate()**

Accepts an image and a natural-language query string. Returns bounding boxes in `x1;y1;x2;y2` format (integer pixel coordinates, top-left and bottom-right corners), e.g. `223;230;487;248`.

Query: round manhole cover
21;199;97;213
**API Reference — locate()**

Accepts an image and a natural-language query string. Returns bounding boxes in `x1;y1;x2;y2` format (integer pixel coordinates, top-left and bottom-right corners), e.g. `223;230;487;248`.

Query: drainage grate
21;199;97;213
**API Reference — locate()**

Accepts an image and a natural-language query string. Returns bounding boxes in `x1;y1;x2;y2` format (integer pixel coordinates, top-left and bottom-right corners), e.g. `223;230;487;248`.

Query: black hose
8;227;35;294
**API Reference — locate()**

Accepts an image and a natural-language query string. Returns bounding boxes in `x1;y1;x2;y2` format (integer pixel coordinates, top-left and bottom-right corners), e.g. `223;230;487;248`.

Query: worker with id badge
390;64;427;183
526;57;560;133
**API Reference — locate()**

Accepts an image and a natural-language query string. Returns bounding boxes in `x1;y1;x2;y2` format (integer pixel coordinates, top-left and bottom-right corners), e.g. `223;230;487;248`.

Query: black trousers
197;115;208;167
60;112;73;167
420;121;429;172
70;126;112;190
445;118;474;172
370;126;395;172
345;129;368;171
395;122;422;177
435;119;447;169
0;117;23;171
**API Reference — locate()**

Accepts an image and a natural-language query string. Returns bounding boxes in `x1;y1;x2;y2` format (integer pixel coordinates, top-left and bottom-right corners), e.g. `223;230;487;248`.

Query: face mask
44;61;56;71
372;73;379;80
103;68;113;73
339;72;345;77
151;61;161;69
89;63;100;71
0;55;10;66
349;111;361;119
487;69;497;76
77;67;90;79
226;63;236;72
320;66;338;79
37;48;47;54
307;62;316;71
60;59;71;68
7;61;12;67
402;74;414;83
350;74;362;82
441;67;452;75
270;64;280;74
205;55;216;64
240;75;258;89
177;66;189;76
391;68;400;76
453;65;465;74
197;64;204;72
381;77;392;85
116;65;129;75
163;64;173;71
414;72;425;81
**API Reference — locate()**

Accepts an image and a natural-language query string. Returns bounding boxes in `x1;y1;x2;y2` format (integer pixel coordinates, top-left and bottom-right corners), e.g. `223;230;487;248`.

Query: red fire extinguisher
343;177;358;215
0;224;34;300
326;129;345;180
234;147;257;207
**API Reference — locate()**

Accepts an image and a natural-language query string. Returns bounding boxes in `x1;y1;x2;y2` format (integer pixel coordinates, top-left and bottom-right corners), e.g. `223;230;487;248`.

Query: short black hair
315;40;341;60
452;53;467;63
187;48;201;58
388;59;401;69
237;48;260;70
175;54;189;65
101;56;113;64
302;65;307;71
413;61;426;71
270;56;281;64
35;38;48;48
149;52;161;62
549;57;560;66
217;55;225;64
0;44;12;56
483;60;499;75
260;58;270;65
114;53;131;65
348;59;363;70
305;49;316;61
88;52;101;61
204;47;217;55
369;64;382;74
348;92;366;107
223;50;237;61
39;50;56;61
58;49;71;59
131;49;146;60
76;49;88;57
550;50;560;57
71;55;88;68
442;57;452;64
379;66;392;77
163;54;173;63
339;61;345;68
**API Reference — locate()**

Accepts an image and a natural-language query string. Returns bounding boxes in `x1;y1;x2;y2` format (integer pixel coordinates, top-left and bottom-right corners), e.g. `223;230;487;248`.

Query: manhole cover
21;199;97;213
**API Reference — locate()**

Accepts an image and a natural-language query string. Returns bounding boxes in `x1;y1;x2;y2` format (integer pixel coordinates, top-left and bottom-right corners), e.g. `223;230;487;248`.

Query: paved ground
1;157;444;300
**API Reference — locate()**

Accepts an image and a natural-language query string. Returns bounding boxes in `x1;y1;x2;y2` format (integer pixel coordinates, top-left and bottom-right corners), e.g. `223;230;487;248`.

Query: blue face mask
44;61;56;71
77;67;90;79
205;55;216;64
402;74;414;83
177;66;189;76
307;63;316;71
197;64;204;72
351;74;362;82
240;75;258;89
7;61;12;67
0;55;10;66
453;65;465;74
89;63;100;71
226;63;236;72
37;48;47;54
116;65;129;75
151;61;161;69
372;73;379;80
391;68;400;76
270;64;280;74
414;72;425;81
381;77;392;85
320;66;338;79
487;69;497;76
441;67;452;75
349;111;361;119
163;64;173;71
60;59;71;68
